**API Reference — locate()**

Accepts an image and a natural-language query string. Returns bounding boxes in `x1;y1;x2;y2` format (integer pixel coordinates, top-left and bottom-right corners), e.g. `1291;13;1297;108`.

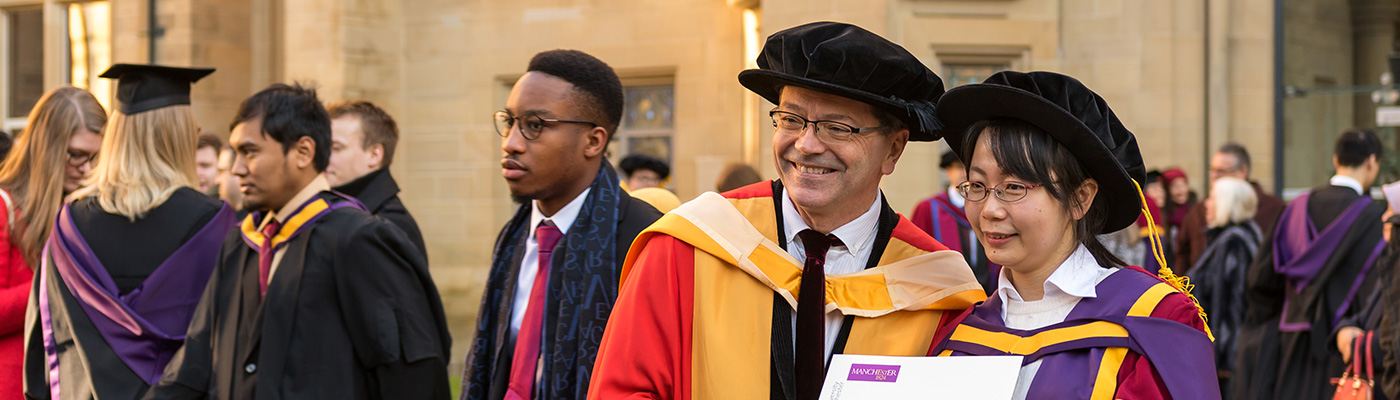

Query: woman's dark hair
960;118;1128;268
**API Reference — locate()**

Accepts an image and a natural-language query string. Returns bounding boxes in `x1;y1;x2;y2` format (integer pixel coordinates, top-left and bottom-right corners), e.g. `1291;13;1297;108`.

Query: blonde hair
68;106;199;220
0;86;106;266
1207;177;1258;228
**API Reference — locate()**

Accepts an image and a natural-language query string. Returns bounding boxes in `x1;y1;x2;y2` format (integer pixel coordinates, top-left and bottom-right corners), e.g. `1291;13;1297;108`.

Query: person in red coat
0;86;107;399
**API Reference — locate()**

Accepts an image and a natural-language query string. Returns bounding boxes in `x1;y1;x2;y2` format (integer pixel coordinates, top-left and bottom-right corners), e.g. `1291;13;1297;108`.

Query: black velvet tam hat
937;71;1146;233
738;21;946;141
100;64;215;114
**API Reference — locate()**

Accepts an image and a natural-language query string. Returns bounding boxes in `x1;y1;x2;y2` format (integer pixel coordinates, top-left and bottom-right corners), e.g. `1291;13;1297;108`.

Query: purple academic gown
934;267;1220;399
32;203;234;399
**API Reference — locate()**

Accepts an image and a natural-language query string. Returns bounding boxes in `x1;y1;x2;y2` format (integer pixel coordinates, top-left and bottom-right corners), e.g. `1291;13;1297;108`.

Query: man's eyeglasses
769;110;882;143
957;181;1045;203
493;111;598;140
66;150;95;167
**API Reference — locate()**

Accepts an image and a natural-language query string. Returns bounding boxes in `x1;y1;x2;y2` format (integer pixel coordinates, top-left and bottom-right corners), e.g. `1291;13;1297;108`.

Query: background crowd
0;19;1390;400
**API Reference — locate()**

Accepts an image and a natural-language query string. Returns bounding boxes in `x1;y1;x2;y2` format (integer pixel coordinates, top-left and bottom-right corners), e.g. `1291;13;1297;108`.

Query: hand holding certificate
819;354;1022;400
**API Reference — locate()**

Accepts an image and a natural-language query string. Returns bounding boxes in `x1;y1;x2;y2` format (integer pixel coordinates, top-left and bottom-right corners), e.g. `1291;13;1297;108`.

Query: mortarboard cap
99;64;215;114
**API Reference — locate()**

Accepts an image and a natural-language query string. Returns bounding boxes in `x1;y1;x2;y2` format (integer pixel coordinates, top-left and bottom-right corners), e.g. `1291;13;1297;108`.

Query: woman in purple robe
23;64;233;400
928;71;1219;399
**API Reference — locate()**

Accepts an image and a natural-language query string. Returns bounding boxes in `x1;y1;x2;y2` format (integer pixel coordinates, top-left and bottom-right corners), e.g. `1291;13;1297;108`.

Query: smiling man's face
771;86;907;221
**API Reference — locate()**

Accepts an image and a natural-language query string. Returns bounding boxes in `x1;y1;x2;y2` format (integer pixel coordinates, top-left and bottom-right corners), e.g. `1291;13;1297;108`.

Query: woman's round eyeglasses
957;181;1045;203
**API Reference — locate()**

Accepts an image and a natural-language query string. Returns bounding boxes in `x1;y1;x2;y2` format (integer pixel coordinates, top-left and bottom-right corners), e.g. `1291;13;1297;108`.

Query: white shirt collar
781;189;883;256
995;245;1100;303
529;187;592;237
947;185;965;209
1330;175;1365;196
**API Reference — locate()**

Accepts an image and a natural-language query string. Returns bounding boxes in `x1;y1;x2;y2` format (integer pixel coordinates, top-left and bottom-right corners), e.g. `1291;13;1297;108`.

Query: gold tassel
1132;180;1215;342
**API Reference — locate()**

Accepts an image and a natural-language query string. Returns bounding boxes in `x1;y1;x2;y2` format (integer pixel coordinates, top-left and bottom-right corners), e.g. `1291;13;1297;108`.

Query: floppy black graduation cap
737;22;947;141
99;64;215;114
937;71;1146;234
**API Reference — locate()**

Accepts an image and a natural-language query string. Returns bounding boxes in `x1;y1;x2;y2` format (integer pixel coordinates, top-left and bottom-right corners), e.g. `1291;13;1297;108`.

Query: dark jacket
1186;221;1262;396
143;197;451;400
1175;181;1285;274
333;168;427;260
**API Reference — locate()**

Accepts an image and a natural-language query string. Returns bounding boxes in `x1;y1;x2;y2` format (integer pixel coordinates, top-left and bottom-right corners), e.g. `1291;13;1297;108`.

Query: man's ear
880;129;910;175
293;136;317;170
583;127;609;159
368;144;385;169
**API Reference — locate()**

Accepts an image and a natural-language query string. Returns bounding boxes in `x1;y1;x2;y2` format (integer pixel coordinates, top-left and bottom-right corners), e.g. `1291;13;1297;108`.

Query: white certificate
818;354;1023;400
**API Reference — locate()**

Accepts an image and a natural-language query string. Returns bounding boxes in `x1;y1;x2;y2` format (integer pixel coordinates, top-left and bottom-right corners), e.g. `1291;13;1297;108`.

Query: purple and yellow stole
934;268;1219;400
239;192;364;253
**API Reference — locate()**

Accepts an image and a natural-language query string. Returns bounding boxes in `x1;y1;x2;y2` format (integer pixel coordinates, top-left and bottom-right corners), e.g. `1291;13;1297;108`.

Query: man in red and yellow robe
588;183;984;399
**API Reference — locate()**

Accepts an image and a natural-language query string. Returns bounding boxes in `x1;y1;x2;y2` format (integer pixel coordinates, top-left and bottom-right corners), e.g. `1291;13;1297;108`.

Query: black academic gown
142;196;451;400
1235;185;1387;400
24;188;225;400
331;168;427;259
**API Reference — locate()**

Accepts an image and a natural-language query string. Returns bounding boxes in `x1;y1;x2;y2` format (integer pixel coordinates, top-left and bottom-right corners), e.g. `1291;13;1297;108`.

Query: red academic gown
589;182;985;399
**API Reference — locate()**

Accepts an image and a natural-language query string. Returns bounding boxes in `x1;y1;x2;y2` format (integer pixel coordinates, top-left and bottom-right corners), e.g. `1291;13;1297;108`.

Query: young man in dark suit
461;49;662;400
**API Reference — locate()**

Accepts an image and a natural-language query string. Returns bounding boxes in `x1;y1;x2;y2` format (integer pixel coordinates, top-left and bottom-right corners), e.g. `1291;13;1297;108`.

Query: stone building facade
0;0;1392;370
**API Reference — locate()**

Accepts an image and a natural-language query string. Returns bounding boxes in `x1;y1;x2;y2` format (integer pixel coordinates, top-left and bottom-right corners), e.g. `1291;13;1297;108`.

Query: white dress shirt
1330;175;1364;195
509;188;591;334
780;188;882;363
994;245;1118;400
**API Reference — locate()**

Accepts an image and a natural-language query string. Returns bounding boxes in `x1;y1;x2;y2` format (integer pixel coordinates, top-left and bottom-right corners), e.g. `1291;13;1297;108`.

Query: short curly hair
526;49;624;140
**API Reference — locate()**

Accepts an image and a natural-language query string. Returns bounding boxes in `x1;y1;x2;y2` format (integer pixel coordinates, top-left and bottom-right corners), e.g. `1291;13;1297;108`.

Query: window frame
0;0;110;133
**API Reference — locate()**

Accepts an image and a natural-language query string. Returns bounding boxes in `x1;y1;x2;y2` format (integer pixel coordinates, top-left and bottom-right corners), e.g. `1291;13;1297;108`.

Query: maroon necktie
795;229;839;400
257;219;281;298
505;221;563;400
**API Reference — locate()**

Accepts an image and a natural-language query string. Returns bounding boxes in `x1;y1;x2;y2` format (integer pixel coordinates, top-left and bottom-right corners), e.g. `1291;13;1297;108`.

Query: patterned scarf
464;161;625;400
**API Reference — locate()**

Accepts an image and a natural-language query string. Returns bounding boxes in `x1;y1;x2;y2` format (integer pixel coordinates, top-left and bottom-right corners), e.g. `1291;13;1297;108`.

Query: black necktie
795;229;841;400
